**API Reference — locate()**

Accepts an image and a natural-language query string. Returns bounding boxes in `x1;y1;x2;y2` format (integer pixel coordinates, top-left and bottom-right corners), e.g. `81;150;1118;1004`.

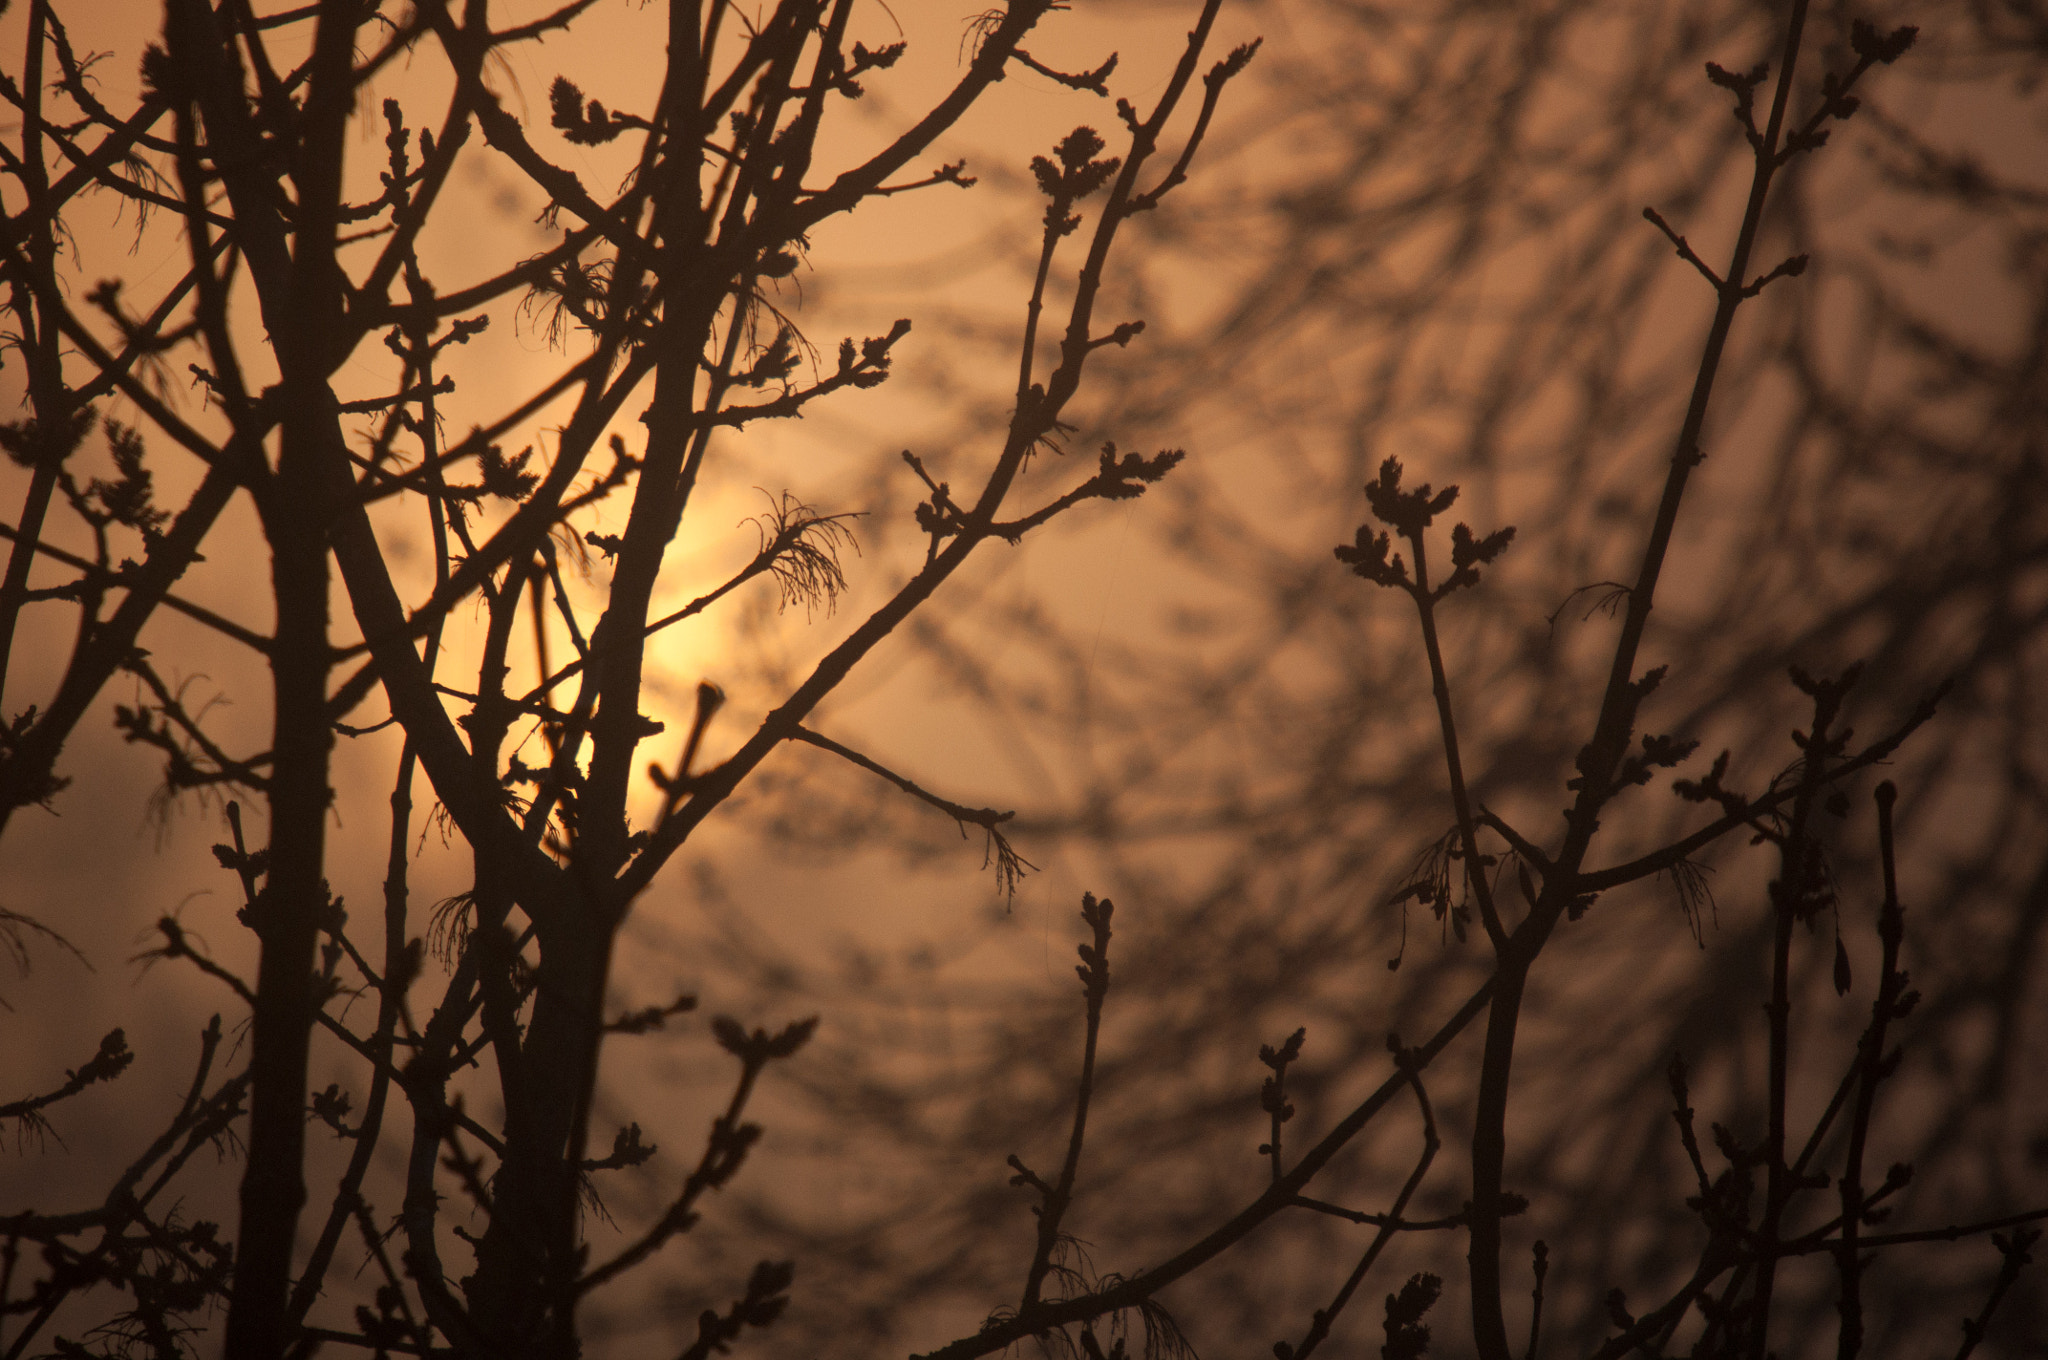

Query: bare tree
0;0;1251;1355
5;0;2045;1357
627;0;2048;1355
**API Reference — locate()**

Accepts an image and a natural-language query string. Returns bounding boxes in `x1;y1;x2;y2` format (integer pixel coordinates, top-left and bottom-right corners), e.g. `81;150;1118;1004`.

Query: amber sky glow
0;0;2041;1352
0;0;1271;1262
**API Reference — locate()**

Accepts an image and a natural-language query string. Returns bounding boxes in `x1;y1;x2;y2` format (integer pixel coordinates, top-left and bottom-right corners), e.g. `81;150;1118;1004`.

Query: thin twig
1020;895;1115;1312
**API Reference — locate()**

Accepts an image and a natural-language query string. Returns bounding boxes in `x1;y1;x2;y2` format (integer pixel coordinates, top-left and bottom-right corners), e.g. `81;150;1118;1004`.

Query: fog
2;0;2043;1355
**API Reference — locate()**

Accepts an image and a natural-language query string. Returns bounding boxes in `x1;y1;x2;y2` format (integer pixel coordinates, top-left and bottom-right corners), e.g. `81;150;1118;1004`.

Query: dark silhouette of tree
4;0;2045;1358
0;0;1248;1355
625;0;2048;1356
